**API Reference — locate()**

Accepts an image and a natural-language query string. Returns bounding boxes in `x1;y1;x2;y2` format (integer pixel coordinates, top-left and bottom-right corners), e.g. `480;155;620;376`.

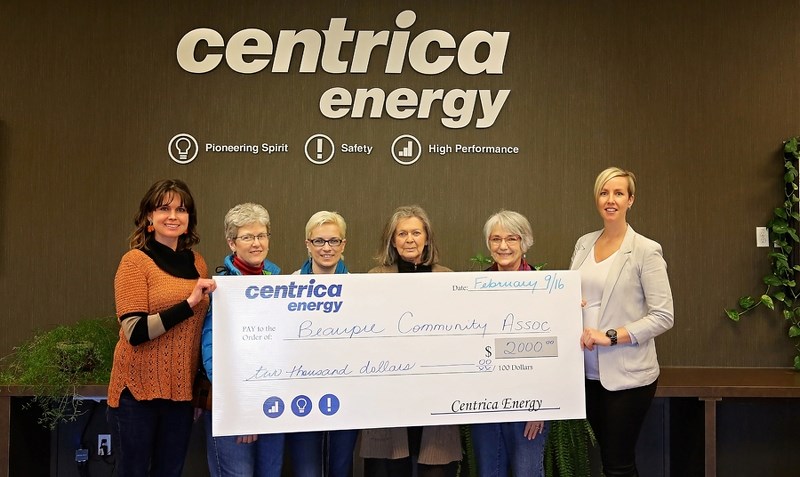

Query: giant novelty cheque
211;271;585;436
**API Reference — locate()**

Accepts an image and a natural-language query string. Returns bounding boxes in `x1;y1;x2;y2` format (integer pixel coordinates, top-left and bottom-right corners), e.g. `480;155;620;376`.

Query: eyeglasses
489;235;521;247
308;237;344;248
235;233;270;243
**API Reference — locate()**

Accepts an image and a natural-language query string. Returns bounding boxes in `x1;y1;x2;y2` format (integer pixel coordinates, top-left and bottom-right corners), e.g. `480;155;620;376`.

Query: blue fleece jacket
201;254;280;381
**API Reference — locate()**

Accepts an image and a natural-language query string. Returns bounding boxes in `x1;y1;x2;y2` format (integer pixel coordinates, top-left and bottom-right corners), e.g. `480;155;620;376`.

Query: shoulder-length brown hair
129;179;200;251
375;205;440;267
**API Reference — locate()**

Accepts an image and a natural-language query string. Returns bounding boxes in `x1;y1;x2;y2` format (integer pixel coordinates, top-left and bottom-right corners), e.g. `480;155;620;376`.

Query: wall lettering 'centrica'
176;10;511;129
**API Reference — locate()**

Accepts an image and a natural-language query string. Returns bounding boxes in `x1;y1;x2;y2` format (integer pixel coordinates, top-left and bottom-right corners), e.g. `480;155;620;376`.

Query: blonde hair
304;211;346;239
594;167;636;199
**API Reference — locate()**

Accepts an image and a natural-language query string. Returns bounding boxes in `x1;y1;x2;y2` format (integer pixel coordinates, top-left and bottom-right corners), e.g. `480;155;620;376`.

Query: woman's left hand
236;434;258;444
523;420;545;440
188;278;217;307
581;327;609;351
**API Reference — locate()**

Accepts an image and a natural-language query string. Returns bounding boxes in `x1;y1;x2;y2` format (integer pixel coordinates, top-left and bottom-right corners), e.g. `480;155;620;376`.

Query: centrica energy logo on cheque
245;279;343;313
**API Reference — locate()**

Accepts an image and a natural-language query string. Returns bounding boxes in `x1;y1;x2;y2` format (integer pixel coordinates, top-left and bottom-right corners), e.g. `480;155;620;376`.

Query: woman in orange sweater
107;179;216;477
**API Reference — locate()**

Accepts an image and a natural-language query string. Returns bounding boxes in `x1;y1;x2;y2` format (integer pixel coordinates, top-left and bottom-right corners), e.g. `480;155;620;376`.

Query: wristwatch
605;329;618;346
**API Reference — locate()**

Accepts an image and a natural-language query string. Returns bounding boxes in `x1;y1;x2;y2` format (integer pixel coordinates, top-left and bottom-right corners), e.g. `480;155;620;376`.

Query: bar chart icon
391;134;422;165
399;140;414;158
263;396;284;418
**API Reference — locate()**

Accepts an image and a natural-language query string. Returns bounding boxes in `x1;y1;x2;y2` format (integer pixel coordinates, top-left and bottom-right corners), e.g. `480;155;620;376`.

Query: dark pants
363;458;458;477
585;379;657;477
327;429;359;477
107;389;194;477
286;431;323;477
285;429;358;477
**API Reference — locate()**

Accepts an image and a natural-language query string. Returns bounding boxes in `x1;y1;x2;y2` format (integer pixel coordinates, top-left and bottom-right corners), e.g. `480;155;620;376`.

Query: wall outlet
98;434;111;456
756;227;769;247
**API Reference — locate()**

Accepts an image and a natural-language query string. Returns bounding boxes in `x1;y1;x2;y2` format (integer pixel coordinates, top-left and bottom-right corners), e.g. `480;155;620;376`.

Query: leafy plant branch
0;317;118;428
725;137;800;369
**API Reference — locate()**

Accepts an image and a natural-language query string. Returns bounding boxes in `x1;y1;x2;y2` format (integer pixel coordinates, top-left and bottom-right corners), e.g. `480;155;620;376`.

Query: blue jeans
286;431;323;476
471;421;549;477
285;429;358;477
327;429;359;477
106;389;194;477
204;411;285;477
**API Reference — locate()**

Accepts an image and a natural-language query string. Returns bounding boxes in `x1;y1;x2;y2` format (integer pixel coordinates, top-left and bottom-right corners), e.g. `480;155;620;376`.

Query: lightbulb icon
176;137;192;162
168;133;199;165
292;395;312;417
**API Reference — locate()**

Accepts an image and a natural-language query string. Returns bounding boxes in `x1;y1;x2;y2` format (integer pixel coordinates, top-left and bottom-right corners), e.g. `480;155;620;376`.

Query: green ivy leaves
725;137;800;369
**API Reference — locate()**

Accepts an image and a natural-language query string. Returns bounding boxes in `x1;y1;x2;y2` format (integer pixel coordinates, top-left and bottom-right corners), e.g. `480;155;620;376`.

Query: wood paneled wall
1;0;798;367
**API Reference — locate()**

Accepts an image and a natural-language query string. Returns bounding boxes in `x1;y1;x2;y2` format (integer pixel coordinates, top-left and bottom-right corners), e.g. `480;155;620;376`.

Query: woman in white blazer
569;167;674;477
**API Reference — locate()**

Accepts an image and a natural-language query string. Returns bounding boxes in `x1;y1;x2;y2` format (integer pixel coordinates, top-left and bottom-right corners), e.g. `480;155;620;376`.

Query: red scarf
233;255;264;275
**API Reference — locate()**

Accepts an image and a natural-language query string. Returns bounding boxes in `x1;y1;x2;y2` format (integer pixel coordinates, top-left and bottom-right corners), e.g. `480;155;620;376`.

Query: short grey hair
483;210;534;252
224;203;271;240
305;211;347;239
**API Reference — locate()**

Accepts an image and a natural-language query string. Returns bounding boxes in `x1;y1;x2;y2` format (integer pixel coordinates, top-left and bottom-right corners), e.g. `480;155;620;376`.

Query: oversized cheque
212;270;585;436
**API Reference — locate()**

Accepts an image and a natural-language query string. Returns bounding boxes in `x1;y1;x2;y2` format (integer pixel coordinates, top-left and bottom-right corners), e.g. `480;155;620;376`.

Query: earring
146;222;154;233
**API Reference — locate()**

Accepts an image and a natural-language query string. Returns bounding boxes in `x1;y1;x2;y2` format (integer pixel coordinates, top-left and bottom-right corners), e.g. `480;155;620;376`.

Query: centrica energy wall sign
176;10;510;129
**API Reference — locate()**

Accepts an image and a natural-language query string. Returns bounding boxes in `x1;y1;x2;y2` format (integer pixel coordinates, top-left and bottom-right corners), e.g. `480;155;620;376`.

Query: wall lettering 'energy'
176;10;511;128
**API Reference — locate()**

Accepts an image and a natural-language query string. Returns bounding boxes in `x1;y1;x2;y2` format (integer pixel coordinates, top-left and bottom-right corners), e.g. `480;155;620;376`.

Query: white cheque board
212;271;585;436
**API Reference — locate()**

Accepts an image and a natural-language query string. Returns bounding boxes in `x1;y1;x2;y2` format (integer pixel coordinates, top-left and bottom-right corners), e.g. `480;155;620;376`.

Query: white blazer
570;225;674;391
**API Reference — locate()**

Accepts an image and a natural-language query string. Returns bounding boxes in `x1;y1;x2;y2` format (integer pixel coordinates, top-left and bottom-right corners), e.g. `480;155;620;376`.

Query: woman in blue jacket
201;203;284;477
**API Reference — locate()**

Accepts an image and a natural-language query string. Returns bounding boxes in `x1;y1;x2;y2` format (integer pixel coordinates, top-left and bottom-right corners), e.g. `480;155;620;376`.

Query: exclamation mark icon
319;394;338;415
305;134;333;165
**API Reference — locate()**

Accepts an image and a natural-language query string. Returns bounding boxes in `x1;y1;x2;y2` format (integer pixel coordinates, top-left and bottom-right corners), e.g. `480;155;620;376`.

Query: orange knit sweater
107;248;209;407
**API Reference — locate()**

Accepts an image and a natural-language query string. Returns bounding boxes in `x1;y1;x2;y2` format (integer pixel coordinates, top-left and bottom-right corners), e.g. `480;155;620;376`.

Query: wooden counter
655;367;800;477
2;369;800;477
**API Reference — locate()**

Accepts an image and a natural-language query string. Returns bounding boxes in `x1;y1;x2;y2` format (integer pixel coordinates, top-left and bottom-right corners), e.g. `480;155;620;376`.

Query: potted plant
0;316;118;429
544;419;597;477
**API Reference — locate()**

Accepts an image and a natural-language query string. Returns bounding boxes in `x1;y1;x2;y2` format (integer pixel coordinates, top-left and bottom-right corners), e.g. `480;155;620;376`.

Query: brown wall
1;0;797;367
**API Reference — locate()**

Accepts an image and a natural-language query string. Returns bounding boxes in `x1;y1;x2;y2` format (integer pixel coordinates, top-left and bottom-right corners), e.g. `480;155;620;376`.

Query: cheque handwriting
473;272;564;293
297;319;385;339
397;311;489;336
360;359;416;375
245;365;283;381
